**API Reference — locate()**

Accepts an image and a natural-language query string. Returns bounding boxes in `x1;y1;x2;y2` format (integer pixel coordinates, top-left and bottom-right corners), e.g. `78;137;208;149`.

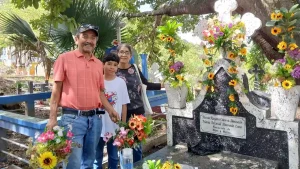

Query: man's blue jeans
95;137;119;169
133;144;142;163
61;112;102;169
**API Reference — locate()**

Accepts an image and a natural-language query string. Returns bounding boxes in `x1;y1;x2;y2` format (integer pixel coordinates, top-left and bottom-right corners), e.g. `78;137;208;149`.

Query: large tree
124;0;299;61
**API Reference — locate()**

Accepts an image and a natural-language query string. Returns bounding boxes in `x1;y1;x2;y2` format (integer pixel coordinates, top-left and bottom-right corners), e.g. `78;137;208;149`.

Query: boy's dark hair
103;52;120;64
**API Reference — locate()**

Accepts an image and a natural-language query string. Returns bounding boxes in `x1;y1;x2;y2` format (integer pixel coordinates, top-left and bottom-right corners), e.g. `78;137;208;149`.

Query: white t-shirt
101;77;130;137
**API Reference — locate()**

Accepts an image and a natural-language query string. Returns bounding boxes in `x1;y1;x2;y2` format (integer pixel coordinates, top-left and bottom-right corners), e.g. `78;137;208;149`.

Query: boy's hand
109;110;120;123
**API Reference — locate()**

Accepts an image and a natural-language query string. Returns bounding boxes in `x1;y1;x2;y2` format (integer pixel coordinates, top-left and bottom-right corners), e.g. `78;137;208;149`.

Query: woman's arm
137;68;162;90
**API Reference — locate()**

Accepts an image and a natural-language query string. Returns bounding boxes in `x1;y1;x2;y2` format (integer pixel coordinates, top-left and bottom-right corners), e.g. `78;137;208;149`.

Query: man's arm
46;81;63;130
100;91;120;122
121;104;127;123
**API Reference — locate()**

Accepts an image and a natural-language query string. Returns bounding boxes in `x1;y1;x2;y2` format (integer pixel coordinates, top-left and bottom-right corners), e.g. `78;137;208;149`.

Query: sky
139;4;201;45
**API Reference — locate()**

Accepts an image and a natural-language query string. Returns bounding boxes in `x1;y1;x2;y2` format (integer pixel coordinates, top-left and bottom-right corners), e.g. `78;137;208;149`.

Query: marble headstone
167;59;300;169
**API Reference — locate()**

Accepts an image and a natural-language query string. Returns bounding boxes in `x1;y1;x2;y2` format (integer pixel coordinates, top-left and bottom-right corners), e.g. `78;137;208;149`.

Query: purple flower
171;61;184;72
288;49;300;60
275;58;286;64
228;23;233;28
218;32;224;36
292;66;300;79
214;26;220;32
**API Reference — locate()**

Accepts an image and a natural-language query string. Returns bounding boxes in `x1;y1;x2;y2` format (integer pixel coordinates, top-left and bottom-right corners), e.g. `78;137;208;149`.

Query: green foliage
245;44;270;91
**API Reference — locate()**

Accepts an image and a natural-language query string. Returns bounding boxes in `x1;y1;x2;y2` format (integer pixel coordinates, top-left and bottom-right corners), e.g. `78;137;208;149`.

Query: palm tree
0;13;55;80
50;0;125;59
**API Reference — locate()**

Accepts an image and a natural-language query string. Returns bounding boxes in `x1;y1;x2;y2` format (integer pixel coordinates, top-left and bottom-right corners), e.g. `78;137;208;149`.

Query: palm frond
50;0;121;58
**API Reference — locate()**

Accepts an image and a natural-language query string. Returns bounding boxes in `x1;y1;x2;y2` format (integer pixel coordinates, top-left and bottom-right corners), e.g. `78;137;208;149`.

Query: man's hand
46;118;58;131
108;109;120;123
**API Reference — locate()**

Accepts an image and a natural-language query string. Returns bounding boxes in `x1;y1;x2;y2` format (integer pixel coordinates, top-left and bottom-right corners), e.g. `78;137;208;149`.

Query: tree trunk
44;57;52;80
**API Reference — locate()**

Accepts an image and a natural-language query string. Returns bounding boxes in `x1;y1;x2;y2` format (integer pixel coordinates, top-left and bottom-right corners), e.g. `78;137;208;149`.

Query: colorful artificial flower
284;64;292;70
276;13;283;20
289;43;298;50
227;52;236;60
174;163;182;169
230;107;238;115
282;80;293;89
169;68;175;74
159;35;166;41
204;59;212;66
277;41;287;50
239;48;247;55
229;80;237;86
38;152;58;169
271;27;282;35
228;66;238;74
271;12;277;20
229;94;235;101
291;66;300;79
208;73;214;80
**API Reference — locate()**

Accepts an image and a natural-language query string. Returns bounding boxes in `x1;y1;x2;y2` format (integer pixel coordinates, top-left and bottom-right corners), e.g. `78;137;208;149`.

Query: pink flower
202;30;211;37
128;68;134;74
45;131;55;140
119;127;129;138
63;146;71;153
37;133;47;143
113;139;122;147
67;131;74;138
66;140;72;146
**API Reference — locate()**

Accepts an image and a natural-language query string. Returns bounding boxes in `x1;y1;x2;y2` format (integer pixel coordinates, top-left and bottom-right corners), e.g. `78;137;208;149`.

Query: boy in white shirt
95;53;130;169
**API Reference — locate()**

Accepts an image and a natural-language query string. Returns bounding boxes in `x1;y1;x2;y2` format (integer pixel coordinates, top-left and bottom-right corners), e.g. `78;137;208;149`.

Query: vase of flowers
142;160;182;169
157;21;190;109
26;126;77;169
104;115;153;169
264;4;300;121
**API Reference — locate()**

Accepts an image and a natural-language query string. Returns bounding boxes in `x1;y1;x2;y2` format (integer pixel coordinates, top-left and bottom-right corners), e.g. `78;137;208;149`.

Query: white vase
270;86;300;121
120;148;133;169
165;83;188;109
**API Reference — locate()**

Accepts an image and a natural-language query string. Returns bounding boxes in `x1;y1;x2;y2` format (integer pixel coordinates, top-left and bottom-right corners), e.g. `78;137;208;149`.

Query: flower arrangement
104;115;153;149
264;4;300;89
157;20;187;88
199;15;248;115
26;126;76;169
142;160;181;169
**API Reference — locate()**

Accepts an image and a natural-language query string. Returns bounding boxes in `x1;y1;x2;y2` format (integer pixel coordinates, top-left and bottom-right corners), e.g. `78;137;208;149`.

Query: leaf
289;4;299;13
265;21;276;27
280;7;288;13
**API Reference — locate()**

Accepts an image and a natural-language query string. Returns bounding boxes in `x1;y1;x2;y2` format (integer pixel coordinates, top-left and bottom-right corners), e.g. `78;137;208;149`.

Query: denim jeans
133;144;142;163
94;137;119;169
61;112;102;169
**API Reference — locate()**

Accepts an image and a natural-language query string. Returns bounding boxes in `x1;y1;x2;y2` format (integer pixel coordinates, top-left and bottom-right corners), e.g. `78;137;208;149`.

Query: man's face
75;30;98;54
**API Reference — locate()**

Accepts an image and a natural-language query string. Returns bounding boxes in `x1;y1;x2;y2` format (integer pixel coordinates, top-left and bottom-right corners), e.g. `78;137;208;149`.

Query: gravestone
167;59;300;169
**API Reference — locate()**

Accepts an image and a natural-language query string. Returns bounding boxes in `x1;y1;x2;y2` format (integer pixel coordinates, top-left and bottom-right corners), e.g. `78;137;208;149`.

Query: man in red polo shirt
46;24;119;169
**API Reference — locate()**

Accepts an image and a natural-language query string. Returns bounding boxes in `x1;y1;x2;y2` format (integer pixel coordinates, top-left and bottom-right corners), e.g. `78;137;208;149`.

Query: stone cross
214;0;238;23
241;13;262;37
248;64;264;90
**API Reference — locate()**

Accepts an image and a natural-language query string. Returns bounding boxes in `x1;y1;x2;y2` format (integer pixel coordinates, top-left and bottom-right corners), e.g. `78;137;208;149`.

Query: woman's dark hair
103;52;120;64
117;43;133;55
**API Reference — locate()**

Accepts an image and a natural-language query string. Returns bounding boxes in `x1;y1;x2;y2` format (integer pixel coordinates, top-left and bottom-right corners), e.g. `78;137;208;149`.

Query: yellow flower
271;27;281;35
271;12;277;20
203;46;208;54
282;80;292;90
208;73;214;80
159;35;166;41
229;80;237;86
230;107;238;115
174;163;182;169
38;152;57;169
237;33;245;40
289;43;298;50
206;86;215;92
227;52;236;60
204;59;212;66
288;26;295;32
276;13;283;20
284;64;291;70
167;37;174;42
169;68;175;74
229;94;235;101
228;67;238;74
277;41;287;50
239;48;247;56
176;75;183;81
274;81;279;87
